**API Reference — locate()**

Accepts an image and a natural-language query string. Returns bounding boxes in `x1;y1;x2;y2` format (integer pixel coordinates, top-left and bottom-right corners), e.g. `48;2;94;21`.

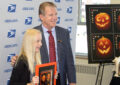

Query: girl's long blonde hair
16;29;41;73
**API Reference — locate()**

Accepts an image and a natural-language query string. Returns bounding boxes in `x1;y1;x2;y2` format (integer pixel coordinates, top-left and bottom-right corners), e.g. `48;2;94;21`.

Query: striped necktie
47;31;56;62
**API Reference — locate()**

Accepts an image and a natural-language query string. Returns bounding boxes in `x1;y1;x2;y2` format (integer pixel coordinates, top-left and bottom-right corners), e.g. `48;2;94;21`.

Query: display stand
95;63;105;85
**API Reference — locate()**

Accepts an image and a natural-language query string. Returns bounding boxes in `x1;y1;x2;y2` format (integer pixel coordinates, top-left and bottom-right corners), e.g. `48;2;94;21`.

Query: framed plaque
35;62;57;85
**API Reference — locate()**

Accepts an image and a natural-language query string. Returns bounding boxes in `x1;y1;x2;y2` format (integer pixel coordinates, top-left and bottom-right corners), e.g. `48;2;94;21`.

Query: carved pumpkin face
95;12;111;30
96;36;112;57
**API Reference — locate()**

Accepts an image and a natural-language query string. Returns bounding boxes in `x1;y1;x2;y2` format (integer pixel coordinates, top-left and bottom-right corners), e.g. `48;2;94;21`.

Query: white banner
0;0;78;84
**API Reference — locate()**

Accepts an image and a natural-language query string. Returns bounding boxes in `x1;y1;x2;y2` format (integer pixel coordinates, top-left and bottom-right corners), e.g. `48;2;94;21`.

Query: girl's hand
55;71;58;79
32;76;39;84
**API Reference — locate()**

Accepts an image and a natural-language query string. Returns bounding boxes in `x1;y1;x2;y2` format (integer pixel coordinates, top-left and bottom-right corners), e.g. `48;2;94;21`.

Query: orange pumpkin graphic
96;36;112;57
95;12;111;30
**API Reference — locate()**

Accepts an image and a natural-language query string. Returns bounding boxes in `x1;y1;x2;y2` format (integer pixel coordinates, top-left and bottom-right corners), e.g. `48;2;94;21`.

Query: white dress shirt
42;25;59;72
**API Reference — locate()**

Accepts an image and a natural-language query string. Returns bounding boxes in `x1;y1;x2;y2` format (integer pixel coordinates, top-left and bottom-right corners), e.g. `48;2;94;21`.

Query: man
11;2;76;85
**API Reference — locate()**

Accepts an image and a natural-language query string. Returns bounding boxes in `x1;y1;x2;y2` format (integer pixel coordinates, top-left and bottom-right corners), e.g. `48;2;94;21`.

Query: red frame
35;62;57;85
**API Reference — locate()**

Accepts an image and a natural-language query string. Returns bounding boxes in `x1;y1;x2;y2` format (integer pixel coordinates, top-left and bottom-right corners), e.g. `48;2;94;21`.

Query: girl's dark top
9;56;31;85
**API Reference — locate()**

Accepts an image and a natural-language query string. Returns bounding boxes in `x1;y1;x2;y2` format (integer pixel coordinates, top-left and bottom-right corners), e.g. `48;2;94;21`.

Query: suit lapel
55;27;61;60
39;25;49;63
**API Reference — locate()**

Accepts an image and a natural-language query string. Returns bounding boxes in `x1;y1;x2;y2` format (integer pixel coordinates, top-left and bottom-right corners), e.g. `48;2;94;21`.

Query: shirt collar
42;24;55;33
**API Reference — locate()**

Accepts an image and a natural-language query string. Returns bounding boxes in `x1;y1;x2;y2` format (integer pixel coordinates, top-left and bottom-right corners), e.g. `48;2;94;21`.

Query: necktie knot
47;31;52;34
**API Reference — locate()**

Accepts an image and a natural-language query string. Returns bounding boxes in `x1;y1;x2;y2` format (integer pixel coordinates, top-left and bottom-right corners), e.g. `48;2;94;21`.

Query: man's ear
39;14;44;21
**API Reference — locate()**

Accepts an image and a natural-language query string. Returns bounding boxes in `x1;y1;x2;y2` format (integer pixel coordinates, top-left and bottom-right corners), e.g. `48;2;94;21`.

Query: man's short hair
39;2;57;15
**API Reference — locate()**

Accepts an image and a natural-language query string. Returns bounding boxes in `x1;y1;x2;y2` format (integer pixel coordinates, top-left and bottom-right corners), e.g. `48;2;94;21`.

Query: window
78;0;110;25
76;0;110;57
75;25;88;56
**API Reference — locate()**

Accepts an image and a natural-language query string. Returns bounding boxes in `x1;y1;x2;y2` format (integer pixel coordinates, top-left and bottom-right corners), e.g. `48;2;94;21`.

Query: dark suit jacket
9;57;30;85
34;25;76;85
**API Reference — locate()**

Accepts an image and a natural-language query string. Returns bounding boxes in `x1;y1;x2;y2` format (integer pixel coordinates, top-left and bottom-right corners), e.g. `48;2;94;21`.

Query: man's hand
11;55;18;67
69;83;76;85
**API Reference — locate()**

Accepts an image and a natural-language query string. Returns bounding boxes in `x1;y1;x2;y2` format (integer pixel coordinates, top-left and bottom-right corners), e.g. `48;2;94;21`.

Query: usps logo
7;29;16;38
67;7;72;13
7;53;15;62
55;0;60;2
67;27;72;33
8;4;16;13
25;17;32;25
57;17;60;24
